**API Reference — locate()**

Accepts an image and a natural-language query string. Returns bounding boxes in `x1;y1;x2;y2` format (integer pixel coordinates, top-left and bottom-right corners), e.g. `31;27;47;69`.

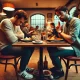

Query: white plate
20;39;32;42
32;41;43;44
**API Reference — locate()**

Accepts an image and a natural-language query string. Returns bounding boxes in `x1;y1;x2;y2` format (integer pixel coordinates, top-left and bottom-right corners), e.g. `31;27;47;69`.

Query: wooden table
12;40;70;80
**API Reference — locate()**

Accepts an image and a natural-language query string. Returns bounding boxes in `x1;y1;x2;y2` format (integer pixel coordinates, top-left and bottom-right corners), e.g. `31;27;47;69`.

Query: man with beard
47;6;80;79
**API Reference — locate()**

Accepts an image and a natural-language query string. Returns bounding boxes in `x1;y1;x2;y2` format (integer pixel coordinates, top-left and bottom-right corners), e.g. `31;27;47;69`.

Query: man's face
14;17;25;26
56;11;67;22
25;23;30;29
50;24;54;28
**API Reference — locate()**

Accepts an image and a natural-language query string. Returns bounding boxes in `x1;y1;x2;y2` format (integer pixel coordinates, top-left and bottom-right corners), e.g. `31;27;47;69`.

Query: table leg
38;47;44;80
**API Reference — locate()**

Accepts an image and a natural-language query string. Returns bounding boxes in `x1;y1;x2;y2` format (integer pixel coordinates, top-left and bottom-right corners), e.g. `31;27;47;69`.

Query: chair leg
74;61;78;73
64;60;69;80
14;58;19;80
5;59;8;72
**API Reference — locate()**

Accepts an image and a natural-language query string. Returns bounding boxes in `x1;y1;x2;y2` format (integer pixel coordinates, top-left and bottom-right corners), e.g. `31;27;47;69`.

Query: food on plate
47;36;63;41
25;37;32;40
56;38;63;40
47;36;55;40
21;37;32;40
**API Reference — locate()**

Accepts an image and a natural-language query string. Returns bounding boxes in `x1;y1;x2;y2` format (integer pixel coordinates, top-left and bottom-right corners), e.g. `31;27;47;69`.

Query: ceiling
0;0;72;9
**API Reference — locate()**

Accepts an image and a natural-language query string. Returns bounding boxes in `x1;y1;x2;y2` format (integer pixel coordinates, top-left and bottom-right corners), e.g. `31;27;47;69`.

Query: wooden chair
61;56;80;80
0;53;21;80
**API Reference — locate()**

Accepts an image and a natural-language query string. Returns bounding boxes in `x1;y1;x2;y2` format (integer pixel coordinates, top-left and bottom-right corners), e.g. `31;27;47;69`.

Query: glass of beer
41;31;47;40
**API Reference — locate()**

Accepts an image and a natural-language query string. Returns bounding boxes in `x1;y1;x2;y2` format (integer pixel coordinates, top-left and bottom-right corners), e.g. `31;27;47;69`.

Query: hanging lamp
0;1;6;16
3;2;15;11
0;10;6;16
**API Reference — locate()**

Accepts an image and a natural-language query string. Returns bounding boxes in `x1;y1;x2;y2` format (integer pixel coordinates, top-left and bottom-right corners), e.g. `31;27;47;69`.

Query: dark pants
1;45;34;71
47;47;76;69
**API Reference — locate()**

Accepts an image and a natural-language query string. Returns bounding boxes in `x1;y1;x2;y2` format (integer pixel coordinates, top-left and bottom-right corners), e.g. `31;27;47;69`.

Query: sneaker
50;67;59;74
25;66;34;72
52;70;64;79
50;67;64;79
18;70;33;79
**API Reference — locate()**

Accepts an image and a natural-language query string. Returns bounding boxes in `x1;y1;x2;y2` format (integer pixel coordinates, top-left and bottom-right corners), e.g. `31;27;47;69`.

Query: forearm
27;30;34;35
59;32;74;44
15;33;24;39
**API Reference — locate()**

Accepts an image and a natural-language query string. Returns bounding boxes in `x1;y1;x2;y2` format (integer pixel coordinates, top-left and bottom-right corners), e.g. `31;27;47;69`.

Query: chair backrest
0;28;9;44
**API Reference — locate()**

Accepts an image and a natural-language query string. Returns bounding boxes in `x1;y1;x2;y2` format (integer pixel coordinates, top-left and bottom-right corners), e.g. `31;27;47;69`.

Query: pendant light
0;10;6;16
0;1;6;16
3;2;15;11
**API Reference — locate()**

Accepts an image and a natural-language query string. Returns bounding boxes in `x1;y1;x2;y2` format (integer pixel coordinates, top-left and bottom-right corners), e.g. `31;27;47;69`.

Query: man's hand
56;25;62;33
29;30;34;34
56;21;62;33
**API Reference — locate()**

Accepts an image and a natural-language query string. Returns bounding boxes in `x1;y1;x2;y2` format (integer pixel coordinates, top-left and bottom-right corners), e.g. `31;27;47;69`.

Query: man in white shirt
0;10;34;79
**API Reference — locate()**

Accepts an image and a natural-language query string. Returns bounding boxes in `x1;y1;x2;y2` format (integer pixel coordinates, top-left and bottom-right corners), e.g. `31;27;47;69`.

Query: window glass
69;7;76;17
54;15;64;27
30;14;45;30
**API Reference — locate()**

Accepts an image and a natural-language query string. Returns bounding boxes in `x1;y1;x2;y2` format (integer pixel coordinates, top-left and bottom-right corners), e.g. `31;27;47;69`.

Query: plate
32;41;43;44
47;38;64;42
20;39;32;42
47;39;64;42
43;70;52;76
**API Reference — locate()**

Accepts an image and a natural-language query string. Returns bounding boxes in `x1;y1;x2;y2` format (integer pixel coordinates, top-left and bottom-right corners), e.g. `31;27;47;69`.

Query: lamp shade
3;3;15;11
0;10;6;16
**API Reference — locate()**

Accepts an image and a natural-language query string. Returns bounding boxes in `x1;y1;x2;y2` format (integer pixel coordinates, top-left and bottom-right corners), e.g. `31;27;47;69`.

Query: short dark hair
55;6;68;12
36;25;39;29
50;22;55;28
14;10;27;20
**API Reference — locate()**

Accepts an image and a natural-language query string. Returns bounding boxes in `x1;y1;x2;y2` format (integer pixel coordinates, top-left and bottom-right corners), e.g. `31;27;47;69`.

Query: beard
60;18;65;22
60;15;68;22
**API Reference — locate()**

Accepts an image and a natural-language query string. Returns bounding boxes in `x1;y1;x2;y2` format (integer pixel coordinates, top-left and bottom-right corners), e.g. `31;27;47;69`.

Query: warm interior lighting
0;10;6;16
3;3;15;11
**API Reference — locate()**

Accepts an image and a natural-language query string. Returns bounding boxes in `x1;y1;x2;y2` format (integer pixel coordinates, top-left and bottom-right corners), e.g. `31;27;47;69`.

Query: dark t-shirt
52;29;59;37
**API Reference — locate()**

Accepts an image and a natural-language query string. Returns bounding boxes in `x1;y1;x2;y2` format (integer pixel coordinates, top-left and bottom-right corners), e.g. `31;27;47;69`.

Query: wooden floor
0;48;80;80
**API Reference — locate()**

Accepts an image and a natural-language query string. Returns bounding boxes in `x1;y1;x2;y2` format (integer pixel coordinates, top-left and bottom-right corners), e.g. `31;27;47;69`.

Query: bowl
43;70;52;76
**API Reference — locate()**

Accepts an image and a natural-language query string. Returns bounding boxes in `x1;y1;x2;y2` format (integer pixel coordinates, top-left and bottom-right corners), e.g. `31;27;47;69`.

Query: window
54;15;64;27
30;14;45;30
69;7;76;17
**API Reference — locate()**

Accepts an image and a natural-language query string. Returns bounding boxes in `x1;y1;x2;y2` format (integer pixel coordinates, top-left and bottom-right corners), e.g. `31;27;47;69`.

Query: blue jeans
47;47;76;69
1;45;34;71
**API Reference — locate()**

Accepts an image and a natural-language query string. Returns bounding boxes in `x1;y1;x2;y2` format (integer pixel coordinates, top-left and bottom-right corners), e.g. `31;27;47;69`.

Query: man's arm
59;32;73;43
59;20;80;44
15;26;24;39
1;20;18;43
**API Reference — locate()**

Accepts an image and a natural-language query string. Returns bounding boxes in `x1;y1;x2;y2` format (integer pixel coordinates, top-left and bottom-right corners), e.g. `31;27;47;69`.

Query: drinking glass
34;32;41;42
41;30;47;41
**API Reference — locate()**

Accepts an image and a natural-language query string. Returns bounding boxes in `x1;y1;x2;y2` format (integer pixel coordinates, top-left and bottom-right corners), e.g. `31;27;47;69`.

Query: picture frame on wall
47;18;52;22
47;13;52;18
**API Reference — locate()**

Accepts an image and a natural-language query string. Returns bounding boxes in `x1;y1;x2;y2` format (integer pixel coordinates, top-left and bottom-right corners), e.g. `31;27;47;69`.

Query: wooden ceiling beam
65;0;74;6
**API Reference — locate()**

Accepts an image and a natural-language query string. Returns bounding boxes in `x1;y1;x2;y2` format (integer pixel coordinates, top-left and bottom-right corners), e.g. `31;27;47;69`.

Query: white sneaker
25;66;34;72
18;70;33;79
